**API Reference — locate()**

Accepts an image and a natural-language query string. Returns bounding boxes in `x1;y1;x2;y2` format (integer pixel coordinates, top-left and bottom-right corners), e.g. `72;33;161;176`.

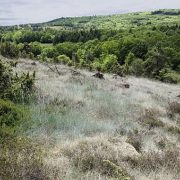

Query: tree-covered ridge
1;9;180;30
0;9;180;83
152;9;180;15
42;9;180;29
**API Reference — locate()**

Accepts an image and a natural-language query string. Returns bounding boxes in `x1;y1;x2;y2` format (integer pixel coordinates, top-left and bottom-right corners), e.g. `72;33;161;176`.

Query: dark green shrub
0;59;12;97
0;99;23;127
0;42;19;58
143;47;170;78
124;52;136;74
0;59;35;103
130;58;144;76
161;71;180;83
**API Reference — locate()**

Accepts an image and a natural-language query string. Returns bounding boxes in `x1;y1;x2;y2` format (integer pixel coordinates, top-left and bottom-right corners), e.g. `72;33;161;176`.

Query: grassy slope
15;59;180;179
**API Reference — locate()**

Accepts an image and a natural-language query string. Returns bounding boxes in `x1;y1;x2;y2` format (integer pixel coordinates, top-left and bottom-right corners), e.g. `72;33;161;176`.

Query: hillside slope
14;59;180;179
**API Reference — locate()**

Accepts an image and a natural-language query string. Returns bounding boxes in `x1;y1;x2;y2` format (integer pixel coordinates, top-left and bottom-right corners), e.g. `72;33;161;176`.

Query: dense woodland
0;9;180;83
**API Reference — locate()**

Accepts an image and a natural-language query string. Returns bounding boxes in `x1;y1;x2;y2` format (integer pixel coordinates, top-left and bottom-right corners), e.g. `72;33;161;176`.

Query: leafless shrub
0;137;49;180
138;108;165;129
166;125;180;135
102;160;131;179
61;136;139;178
127;148;180;174
155;137;167;150
127;132;143;153
45;98;85;113
167;102;180;118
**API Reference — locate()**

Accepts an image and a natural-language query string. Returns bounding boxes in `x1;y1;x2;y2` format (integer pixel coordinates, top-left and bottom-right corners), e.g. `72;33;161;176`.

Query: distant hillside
151;9;180;15
39;9;180;30
1;9;179;30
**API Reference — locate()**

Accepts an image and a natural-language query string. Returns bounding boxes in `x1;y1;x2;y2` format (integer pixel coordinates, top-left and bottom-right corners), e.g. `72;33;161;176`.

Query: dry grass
11;59;180;180
0;137;49;180
128;148;180;174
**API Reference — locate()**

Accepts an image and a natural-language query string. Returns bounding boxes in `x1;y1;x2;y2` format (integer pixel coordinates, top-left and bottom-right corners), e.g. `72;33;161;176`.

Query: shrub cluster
0;59;35;102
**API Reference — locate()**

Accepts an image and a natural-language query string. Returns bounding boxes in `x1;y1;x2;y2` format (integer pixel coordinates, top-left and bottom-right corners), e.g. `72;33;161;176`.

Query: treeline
0;28;111;44
152;9;180;16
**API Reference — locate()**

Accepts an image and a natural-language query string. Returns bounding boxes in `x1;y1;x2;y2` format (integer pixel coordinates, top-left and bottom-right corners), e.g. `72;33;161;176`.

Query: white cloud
0;0;180;25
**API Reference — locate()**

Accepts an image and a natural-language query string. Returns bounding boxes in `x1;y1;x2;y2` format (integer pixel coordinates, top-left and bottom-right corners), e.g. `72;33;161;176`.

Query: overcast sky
0;0;180;26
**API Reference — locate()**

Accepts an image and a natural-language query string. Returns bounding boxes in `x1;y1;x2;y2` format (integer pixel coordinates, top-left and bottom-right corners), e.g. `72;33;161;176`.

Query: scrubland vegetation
0;9;180;180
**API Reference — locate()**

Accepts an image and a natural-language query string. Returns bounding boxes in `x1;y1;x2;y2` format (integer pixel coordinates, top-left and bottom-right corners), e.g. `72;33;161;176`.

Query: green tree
102;54;118;72
124;52;136;74
144;47;170;78
130;58;144;76
30;42;42;57
42;47;57;59
56;55;71;64
0;42;19;58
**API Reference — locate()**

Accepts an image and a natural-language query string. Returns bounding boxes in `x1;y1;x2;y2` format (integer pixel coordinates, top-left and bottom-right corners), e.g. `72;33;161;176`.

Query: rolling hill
38;9;180;30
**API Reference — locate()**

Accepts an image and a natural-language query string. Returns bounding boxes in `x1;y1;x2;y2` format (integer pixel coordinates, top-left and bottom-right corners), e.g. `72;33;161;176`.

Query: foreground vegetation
0;9;180;83
0;59;46;179
0;57;179;179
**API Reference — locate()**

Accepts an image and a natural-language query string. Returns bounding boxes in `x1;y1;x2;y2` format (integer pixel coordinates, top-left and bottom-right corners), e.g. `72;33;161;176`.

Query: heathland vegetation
0;9;180;180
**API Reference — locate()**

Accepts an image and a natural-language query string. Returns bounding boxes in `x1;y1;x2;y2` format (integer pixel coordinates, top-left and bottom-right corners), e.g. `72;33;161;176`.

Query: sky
0;0;180;26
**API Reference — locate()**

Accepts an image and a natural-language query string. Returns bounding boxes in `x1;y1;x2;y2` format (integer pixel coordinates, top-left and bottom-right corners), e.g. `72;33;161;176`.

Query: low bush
138;108;164;129
102;54;118;72
166;125;180;135
168;102;180;115
160;70;180;83
91;61;102;71
56;54;71;64
0;42;19;58
130;58;144;76
0;99;23;127
145;118;165;129
0;137;48;180
129;149;180;173
127;134;142;152
156;138;167;149
0;59;35;103
102;160;131;180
